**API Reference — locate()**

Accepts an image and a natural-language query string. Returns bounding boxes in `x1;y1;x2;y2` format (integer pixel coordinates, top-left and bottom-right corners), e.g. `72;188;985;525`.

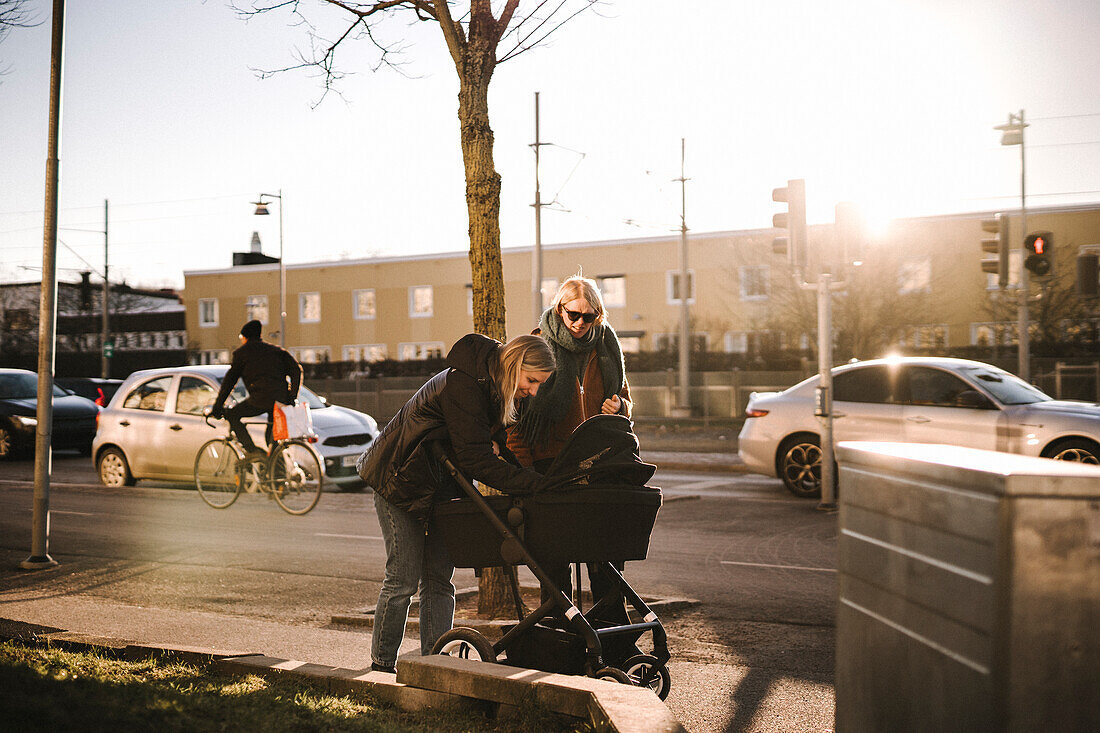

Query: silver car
738;356;1100;498
93;365;377;490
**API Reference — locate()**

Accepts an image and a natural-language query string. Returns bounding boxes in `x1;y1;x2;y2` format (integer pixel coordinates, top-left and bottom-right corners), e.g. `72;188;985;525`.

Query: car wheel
97;447;135;487
0;422;14;460
778;434;822;498
1042;438;1100;465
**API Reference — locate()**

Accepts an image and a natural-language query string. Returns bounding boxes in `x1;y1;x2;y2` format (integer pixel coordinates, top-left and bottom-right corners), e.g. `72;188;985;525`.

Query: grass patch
0;640;593;732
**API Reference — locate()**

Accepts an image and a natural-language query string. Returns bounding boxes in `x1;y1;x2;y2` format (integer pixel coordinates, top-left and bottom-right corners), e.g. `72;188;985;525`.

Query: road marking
720;560;836;573
670;478;729;490
315;533;384;541
51;510;96;516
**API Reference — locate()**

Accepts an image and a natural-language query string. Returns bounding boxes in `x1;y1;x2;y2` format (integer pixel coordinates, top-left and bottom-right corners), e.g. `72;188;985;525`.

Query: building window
199;298;218;327
353;289;376;320
618;336;641;353
971;322;1018;347
300;292;321;323
596;275;626;308
466;284;474;316
739;266;769;301
904;324;949;349
666;270;695;304
398;342;444;361
294;346;331;363
409;286;433;318
343;344;388;362
898;258;931;294
196;349;229;365
541;277;559;309
725;332;749;354
246;295;268;324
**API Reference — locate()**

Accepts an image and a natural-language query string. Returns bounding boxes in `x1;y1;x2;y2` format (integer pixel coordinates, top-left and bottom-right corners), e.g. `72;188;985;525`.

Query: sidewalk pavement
0;589;684;732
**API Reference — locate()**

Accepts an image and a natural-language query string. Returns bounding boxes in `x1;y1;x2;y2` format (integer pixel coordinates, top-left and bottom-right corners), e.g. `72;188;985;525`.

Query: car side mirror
955;390;994;409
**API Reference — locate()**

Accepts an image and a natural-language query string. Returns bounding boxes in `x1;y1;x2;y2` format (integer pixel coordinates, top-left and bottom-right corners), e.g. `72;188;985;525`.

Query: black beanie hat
240;320;263;340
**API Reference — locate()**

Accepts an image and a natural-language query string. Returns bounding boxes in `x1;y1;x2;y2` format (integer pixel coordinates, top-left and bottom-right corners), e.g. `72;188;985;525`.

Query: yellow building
182;203;1100;365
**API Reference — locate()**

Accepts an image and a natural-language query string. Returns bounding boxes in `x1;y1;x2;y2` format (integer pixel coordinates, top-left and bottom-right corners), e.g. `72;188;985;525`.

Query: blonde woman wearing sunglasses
506;274;634;623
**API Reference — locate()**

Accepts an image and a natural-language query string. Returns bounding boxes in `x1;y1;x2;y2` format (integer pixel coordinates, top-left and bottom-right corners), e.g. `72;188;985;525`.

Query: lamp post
995;111;1029;381
253;191;285;348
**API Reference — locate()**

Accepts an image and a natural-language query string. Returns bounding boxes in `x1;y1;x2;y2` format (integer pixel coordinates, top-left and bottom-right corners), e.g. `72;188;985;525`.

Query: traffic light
1024;231;1053;277
772;178;807;270
980;213;1009;288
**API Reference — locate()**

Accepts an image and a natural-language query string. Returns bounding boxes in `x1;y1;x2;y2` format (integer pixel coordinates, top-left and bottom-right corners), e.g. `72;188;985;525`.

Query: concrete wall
835;441;1100;732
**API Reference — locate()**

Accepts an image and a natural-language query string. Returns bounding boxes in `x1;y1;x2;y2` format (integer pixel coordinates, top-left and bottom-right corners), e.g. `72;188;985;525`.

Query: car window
900;367;974;407
834;366;894;404
958;366;1051;405
176;376;217;415
122;376;173;412
0;373;69;399
220;378;327;410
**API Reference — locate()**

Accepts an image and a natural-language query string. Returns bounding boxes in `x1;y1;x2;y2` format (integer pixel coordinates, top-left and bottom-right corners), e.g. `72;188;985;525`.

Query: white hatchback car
738;356;1100;497
93;365;378;490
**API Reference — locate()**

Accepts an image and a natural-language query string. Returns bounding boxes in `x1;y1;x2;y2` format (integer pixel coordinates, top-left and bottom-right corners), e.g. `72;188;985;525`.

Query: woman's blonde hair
550;275;606;325
491;334;555;425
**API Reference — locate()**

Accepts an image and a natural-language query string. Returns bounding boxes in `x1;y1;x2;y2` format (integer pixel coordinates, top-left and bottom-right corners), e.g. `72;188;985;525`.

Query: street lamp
253;190;285;348
994;111;1029;380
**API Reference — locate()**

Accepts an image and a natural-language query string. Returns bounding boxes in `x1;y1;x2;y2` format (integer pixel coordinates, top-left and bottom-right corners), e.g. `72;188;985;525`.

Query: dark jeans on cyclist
224;399;275;455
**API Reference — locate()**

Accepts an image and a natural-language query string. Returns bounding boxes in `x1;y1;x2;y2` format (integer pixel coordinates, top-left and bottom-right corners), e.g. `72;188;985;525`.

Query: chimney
251;231;263;254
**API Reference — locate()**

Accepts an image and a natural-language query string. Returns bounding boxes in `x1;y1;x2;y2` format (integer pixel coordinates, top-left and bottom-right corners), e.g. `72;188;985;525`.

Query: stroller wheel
622;654;672;700
431;627;497;663
593;666;632;685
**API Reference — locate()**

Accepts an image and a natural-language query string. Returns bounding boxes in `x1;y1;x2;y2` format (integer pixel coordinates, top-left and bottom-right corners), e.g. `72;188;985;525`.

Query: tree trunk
456;31;513;618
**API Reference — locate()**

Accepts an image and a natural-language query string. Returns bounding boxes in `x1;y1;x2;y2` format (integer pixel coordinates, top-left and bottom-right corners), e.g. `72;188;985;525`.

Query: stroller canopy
540;414;656;491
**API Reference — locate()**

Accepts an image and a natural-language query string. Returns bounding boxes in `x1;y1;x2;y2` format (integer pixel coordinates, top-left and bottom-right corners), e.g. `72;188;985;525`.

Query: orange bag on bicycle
272;403;289;441
272;401;313;441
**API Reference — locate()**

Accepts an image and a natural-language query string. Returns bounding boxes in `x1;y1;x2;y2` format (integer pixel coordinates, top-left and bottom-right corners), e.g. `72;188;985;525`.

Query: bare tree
236;0;600;617
0;0;37;74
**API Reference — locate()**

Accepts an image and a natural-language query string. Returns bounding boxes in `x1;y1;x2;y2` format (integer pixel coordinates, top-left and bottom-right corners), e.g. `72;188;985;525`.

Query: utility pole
773;178;844;510
531;92;544;323
995;110;1030;380
101;199;110;378
24;0;65;571
672;138;692;417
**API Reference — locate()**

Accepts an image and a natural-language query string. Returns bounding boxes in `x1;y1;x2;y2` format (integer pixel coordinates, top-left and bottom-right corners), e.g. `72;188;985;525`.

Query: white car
738;356;1100;497
93;365;378;490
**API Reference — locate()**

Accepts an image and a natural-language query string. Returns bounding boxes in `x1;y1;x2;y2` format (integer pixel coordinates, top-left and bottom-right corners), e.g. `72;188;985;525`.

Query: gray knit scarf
516;308;625;448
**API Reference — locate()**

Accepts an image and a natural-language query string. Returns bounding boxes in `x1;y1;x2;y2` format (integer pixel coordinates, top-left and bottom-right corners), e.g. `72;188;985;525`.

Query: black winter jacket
357;333;544;519
214;338;302;409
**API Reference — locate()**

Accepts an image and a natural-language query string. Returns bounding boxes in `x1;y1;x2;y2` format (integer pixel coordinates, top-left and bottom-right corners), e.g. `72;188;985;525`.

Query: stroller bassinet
426;416;672;698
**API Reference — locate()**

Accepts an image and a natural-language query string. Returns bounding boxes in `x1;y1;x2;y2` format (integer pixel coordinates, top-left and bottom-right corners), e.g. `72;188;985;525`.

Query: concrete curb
0;618;686;732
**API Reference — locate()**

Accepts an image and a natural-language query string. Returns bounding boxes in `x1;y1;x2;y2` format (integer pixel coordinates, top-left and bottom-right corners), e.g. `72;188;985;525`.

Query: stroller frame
429;442;671;680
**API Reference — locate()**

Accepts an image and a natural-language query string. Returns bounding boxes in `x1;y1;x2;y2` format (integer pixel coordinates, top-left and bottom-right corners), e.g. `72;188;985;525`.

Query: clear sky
2;0;1099;289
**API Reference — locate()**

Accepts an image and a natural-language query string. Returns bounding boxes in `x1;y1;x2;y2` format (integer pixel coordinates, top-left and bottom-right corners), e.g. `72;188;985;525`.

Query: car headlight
12;415;37;427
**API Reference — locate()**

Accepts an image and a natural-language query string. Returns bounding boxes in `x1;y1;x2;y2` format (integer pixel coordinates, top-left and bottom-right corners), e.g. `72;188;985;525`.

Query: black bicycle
194;413;324;515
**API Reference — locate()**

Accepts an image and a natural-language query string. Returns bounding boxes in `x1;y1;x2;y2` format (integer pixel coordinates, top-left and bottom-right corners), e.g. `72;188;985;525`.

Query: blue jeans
371;493;455;667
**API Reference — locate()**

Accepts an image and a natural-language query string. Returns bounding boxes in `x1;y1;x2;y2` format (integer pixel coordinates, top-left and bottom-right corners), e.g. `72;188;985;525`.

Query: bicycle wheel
194;439;243;509
269;440;323;515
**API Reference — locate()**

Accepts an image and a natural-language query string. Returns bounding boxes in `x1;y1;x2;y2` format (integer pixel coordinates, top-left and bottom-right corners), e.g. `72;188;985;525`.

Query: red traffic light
1032;237;1045;255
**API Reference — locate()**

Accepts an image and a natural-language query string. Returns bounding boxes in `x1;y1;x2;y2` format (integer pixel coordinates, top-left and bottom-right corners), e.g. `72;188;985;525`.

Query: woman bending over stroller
357;333;555;674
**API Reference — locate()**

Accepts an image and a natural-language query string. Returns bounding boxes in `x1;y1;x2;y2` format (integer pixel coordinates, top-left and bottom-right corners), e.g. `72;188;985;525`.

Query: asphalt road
1;454;837;732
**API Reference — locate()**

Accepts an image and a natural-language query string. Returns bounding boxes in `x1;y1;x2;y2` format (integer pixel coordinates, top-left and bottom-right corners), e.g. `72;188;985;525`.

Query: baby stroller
427;415;672;699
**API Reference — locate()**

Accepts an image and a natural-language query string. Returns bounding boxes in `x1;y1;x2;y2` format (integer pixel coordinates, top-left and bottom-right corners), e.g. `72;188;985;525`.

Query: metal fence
306;369;811;424
306;360;1099;425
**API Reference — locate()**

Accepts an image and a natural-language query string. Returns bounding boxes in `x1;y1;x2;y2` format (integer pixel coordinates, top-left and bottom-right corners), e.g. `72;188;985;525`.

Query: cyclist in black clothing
210;319;303;460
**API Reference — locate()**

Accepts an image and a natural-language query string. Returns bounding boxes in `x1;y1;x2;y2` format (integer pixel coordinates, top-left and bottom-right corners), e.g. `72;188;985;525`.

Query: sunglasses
563;309;598;324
